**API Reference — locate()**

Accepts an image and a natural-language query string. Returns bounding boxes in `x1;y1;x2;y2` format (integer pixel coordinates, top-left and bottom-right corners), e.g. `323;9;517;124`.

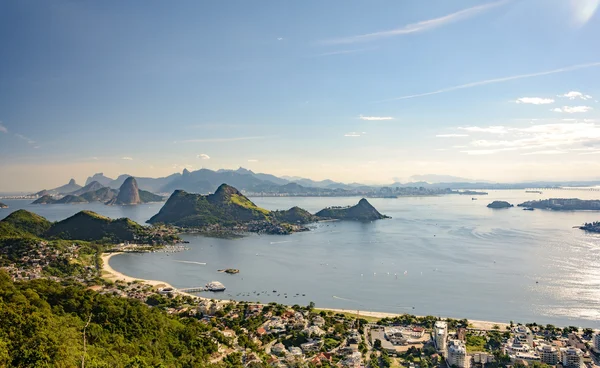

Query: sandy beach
102;252;509;330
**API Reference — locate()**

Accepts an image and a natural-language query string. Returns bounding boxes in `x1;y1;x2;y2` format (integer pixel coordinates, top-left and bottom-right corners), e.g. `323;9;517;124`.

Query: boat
471;198;477;200
205;281;226;292
523;207;535;211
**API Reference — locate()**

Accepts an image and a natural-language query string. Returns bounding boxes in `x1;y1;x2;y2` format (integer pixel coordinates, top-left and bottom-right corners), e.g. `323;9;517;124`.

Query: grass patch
230;194;270;215
466;334;488;353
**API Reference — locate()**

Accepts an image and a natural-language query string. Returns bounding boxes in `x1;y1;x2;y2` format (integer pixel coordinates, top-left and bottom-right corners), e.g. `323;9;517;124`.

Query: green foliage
466;334;488;353
271;206;317;224
0;271;220;367
315;198;387;221
46;211;145;242
1;209;52;237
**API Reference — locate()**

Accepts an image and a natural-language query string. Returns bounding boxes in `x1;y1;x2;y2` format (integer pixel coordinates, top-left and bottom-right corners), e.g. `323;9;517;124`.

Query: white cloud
121;156;133;160
436;134;469;138
520;150;567;155
516;97;555;105
552;106;593;113
178;136;265;143
247;159;259;162
0;122;7;133
460;148;518;155
15;133;35;145
458;126;508;134
344;132;363;137
359;115;394;121
560;91;593;100
317;48;373;57
380;62;600;102
321;0;507;44
277;37;283;41
452;145;468;148
198;153;210;160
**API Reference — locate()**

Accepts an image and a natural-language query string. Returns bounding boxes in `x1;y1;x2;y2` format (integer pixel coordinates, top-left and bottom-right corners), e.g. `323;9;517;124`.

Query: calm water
2;190;600;327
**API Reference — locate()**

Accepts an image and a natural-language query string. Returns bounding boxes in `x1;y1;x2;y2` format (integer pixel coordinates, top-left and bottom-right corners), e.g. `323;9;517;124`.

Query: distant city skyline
1;0;600;191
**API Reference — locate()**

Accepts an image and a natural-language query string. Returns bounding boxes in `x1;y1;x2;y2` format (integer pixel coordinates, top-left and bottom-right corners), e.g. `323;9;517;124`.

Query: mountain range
32;177;162;205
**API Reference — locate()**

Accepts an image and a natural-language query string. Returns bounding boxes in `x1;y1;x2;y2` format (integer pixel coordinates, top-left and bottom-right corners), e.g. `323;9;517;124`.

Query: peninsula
148;184;389;235
579;221;600;233
518;198;600;211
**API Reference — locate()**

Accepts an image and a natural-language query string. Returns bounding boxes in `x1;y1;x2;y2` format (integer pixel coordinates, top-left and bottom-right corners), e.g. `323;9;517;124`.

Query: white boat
205;281;226;292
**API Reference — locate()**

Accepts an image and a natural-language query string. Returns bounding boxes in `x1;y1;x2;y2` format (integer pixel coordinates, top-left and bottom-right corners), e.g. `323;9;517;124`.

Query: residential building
537;345;560;365
386;328;408;345
435;321;448;355
594;334;600;352
447;340;469;368
561;347;584;368
513;325;534;348
471;352;494;365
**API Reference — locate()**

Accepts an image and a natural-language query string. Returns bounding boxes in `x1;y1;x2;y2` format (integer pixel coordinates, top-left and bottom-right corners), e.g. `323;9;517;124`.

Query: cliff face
113;177;142;205
315;198;389;221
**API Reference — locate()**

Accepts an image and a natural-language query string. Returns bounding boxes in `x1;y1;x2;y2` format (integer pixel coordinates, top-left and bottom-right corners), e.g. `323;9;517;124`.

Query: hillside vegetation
0;271;222;367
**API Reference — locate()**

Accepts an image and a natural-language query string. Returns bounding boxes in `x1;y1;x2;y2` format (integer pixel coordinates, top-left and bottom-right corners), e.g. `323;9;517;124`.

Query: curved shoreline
102;252;508;330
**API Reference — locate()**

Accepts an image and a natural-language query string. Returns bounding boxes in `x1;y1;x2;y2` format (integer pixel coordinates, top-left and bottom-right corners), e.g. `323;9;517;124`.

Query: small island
218;268;240;274
0;202;8;209
315;198;390;221
579;222;600;233
518;198;600;211
458;190;488;195
487;201;514;209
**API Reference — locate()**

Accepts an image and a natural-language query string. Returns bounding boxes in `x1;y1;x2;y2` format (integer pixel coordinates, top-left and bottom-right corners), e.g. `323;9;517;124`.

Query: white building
513;325;534;347
447;340;469;368
561;347;584;368
594;334;600;352
537;345;560;365
435;321;448;355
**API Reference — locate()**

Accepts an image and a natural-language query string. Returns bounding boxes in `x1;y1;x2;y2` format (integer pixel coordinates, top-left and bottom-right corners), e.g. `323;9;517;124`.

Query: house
303;325;325;337
312;316;326;327
301;340;323;352
272;343;287;356
257;327;267;336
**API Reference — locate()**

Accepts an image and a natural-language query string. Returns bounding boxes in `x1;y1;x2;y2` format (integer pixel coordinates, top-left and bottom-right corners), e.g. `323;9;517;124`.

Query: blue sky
1;0;600;191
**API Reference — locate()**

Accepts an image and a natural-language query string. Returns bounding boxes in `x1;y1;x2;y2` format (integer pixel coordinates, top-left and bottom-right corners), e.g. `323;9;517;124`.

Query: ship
205;281;226;292
522;207;535;211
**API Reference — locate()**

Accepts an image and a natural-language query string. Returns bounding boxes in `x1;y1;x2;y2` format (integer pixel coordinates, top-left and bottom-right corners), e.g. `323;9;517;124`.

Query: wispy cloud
516;97;555;105
359;115;394;121
0;122;7;133
316;48;374;57
459;126;508;134
320;0;508;45
552;106;593;113
197;153;210;160
520;150;567;155
560;91;593;100
460;148;518;155
15;133;35;145
379;62;600;102
436;134;469;138
178;136;266;143
344;132;366;137
247;159;259;162
121;156;133;160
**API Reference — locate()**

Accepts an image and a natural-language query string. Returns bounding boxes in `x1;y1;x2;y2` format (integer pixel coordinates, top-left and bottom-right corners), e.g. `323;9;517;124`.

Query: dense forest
0;271;231;367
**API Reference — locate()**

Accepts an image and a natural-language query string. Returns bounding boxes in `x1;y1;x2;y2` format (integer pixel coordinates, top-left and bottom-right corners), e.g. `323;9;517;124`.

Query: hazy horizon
1;0;600;191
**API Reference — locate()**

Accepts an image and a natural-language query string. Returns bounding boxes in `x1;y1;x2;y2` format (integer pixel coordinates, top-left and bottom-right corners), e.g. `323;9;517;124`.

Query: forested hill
0;271;222;367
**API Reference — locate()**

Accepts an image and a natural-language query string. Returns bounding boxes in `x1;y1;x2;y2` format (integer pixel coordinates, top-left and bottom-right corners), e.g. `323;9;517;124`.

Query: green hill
46;210;146;242
55;194;88;204
1;209;52;237
148;184;269;227
315;198;389;221
139;189;163;203
272;206;318;224
32;195;57;204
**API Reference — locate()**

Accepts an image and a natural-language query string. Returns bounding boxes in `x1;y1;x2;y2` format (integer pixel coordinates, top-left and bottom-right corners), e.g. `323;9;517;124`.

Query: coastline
101;252;509;330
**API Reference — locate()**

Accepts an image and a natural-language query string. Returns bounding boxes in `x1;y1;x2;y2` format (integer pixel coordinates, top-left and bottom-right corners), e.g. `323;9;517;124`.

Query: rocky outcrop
487;201;513;209
112;177;142;205
0;202;8;209
315;198;389;221
85;173;114;186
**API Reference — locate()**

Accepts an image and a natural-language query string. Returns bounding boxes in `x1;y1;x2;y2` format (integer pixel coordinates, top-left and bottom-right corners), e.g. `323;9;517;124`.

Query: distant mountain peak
114;177;141;205
214;183;241;197
68;179;76;185
182;168;191;176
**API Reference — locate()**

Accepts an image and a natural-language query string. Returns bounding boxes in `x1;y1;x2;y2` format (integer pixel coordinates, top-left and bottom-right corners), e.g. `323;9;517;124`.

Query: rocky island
518;198;600;211
31;177;163;206
315;198;390;221
487;201;514;209
218;268;240;274
580;222;600;233
148;184;389;235
0;202;8;209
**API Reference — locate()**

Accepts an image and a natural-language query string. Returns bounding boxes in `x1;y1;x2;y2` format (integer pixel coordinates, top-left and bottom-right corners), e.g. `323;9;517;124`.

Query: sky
1;0;600;191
